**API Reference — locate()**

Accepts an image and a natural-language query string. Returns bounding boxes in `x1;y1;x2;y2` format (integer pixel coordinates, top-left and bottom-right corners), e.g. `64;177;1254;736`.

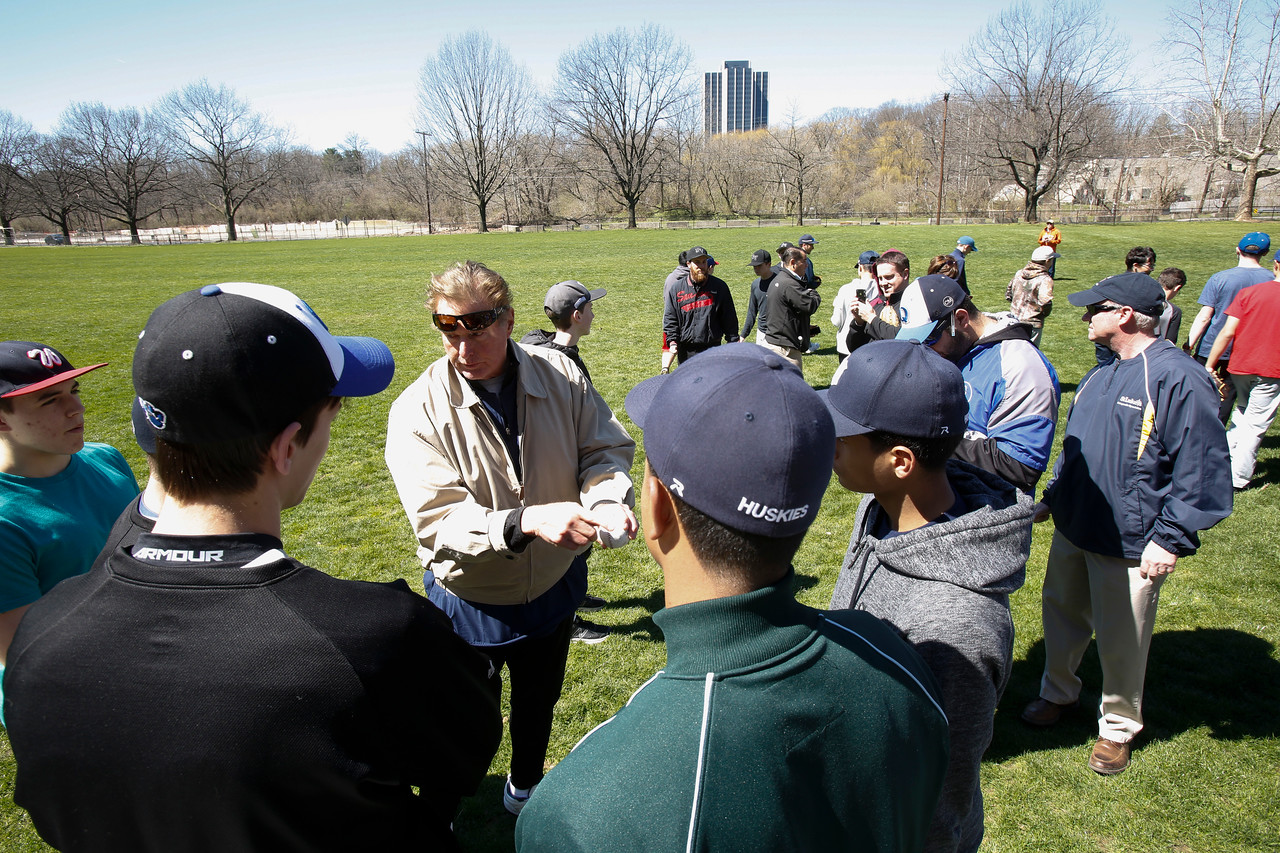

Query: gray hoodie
831;460;1032;853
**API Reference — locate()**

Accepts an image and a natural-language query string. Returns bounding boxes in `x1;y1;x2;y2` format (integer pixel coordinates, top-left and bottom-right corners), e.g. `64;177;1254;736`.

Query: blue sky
4;0;1173;153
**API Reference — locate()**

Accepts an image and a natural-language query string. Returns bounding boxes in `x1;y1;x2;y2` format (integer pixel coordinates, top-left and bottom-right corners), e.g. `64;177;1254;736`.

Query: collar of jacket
443;341;556;410
653;569;817;674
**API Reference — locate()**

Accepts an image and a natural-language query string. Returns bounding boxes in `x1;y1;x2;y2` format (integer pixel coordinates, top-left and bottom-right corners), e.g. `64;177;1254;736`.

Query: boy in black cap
516;344;948;852
826;339;1033;853
739;249;775;342
6;283;501;851
0;342;138;672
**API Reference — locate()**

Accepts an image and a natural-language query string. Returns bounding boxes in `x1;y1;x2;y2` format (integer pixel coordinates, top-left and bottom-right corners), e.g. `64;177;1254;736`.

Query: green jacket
515;573;949;852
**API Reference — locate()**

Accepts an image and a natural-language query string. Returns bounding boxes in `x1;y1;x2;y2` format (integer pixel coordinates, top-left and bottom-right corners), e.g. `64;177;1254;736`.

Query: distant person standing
661;246;740;372
1155;268;1187;343
1188;232;1273;422
1098;248;1159;368
950;237;977;294
1039;220;1062;277
762;246;822;371
739;249;776;342
832;250;880;361
661;250;689;364
1203;256;1280;491
1006;246;1057;348
799;234;821;286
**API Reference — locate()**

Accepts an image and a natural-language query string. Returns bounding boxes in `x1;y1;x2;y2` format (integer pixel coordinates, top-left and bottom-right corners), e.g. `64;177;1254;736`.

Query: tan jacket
385;343;635;606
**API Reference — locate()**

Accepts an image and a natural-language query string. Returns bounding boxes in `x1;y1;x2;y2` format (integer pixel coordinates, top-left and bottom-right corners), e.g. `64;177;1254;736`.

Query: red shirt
1225;279;1280;377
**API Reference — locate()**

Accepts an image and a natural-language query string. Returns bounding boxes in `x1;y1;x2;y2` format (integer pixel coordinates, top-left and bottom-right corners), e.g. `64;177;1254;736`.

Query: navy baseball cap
544;280;605;320
895;275;968;343
1067;272;1165;316
1238;231;1271;255
0;341;106;399
858;250;881;265
821;340;967;439
958;236;977;251
749;249;771;266
800;235;818;245
626;345;835;538
134;283;395;444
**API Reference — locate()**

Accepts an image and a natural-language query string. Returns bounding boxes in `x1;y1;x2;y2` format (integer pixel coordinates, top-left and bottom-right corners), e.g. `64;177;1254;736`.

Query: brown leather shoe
1089;737;1131;775
1020;697;1079;727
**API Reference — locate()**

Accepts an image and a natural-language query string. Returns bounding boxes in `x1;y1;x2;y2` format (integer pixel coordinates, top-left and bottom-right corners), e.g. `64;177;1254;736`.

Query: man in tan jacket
385;261;636;817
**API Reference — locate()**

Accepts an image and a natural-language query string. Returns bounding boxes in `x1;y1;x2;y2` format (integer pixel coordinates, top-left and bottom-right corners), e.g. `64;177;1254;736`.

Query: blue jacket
1044;339;1232;559
953;317;1060;492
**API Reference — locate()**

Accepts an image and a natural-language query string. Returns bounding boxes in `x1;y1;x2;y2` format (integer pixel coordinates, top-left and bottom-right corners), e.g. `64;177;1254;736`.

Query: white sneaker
503;775;536;815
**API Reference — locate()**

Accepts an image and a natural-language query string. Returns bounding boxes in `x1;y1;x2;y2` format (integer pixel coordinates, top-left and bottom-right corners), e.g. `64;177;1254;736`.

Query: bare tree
158;79;290;240
24;133;87;243
761;110;832;225
552;24;694;228
945;0;1128;222
1166;0;1280;220
417;31;536;232
60;102;177;244
1;110;36;245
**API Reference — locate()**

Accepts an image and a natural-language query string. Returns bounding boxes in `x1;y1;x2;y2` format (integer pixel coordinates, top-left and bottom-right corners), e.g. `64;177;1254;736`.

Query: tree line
3;0;1279;246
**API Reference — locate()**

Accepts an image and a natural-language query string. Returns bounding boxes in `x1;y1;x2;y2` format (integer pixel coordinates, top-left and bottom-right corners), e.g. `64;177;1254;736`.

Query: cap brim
1066;287;1105;307
331;337;395;397
588;288;606;301
0;362;107;399
818;388;873;438
895;321;942;343
624;374;668;429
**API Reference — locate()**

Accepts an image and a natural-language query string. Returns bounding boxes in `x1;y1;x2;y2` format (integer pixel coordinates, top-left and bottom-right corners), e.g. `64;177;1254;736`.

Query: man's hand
521;503;602;549
1032;501;1051;523
593;502;638;549
1139;540;1178;579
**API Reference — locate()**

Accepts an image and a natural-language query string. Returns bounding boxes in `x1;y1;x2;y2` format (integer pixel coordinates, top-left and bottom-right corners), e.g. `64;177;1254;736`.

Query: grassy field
2;222;1278;852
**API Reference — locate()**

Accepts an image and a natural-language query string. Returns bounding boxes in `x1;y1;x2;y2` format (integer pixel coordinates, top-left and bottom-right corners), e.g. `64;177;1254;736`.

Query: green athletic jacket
515;572;950;853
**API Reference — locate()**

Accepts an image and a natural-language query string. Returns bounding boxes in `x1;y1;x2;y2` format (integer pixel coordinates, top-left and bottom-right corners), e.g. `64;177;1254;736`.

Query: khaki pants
758;341;803;371
1039;530;1166;743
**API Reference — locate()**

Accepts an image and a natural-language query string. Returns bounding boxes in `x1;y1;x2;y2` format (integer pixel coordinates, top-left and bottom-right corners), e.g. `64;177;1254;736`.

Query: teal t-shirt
0;442;140;612
1;442;138;722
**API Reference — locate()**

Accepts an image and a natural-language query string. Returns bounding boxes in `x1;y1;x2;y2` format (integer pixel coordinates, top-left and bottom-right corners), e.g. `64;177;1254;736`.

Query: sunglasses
1085;304;1123;317
432;306;507;333
923;312;956;346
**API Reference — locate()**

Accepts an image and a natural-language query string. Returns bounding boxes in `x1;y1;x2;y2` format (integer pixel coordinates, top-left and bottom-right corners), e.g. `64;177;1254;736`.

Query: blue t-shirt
1195;266;1274;359
0;443;139;612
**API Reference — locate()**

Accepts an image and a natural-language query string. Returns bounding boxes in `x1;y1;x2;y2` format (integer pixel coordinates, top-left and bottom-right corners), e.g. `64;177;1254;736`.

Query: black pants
676;342;716;364
483;615;574;790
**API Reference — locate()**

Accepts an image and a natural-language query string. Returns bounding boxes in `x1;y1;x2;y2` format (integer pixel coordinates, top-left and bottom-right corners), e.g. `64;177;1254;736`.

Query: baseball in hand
596;525;630;549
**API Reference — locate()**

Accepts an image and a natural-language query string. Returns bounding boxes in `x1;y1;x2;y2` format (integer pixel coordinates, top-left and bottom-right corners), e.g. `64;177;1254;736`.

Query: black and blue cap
134;282;395;444
822;340;967;439
1067;272;1165;317
895;275;967;343
626;345;834;538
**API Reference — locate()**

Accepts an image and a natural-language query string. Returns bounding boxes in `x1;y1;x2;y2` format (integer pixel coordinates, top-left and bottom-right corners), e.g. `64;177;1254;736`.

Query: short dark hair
652;463;803;586
781;246;807;266
544;306;575;332
1126;246;1156;271
154;396;340;501
866;428;962;471
1158;267;1186;291
878;250;910;277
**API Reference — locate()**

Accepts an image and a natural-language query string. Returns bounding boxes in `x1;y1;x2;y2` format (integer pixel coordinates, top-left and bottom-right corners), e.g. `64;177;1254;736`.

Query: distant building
704;60;768;136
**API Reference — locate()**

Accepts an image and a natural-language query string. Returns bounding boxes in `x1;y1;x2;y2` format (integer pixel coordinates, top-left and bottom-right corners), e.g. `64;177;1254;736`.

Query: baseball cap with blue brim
1066;272;1165;316
958;236;977;251
800;235;818;245
821;339;967;439
625;345;834;538
894;275;968;343
134;282;395;445
858;250;881;266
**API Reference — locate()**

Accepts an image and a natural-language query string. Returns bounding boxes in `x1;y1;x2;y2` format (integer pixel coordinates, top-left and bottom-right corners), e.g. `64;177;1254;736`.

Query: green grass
2;222;1278;852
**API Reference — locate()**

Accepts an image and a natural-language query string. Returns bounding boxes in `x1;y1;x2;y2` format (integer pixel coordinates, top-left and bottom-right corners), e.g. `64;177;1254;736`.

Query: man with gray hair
386;261;638;815
1022;273;1232;776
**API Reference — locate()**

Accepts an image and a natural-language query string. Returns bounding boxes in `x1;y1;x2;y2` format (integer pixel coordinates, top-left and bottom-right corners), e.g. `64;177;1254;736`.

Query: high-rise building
703;60;768;136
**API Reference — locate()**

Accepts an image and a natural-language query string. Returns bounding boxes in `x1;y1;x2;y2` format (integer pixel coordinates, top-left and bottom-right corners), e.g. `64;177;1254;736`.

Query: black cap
1067;272;1165;316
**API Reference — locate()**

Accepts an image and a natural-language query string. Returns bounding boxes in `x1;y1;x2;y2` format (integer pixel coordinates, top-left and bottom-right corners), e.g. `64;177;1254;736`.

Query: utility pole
935;93;950;226
414;130;434;235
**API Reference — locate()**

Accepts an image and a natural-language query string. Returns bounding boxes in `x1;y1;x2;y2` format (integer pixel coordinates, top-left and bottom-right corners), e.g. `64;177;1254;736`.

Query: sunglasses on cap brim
432;306;507;333
923;312;955;346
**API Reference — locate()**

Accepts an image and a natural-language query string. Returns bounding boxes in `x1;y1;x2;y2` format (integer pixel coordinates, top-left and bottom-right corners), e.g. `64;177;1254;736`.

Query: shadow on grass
989;628;1280;762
